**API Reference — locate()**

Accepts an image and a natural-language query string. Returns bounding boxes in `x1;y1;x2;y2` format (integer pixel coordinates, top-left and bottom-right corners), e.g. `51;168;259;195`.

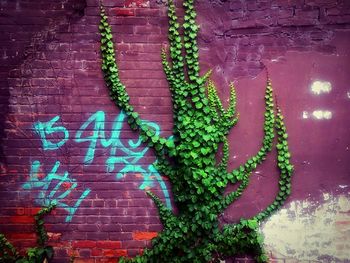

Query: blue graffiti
75;111;171;209
22;160;91;222
33;116;69;150
25;110;172;222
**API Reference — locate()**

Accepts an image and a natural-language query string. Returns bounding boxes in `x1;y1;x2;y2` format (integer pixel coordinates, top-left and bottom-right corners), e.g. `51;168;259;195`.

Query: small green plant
0;204;56;263
99;0;293;262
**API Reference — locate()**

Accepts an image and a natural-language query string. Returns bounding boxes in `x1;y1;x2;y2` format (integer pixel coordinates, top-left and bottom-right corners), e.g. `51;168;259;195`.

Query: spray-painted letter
33;116;69;150
22;160;91;222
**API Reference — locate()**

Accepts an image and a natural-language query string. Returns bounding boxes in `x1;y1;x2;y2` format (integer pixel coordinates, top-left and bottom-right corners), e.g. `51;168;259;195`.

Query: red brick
102;249;127;257
28;207;42;215
103;249;118;257
91;248;102;257
96;259;120;263
72;240;97;248
74;259;95;263
116;249;128;257
132;231;158;240
9;216;34;224
97;240;122;249
16;207;25;215
7;233;36;239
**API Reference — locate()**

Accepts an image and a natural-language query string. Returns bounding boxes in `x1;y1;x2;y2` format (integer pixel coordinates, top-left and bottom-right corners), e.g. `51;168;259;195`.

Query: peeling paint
302;110;332;120
311;80;332;95
302;111;309;119
261;193;350;261
312;110;332;120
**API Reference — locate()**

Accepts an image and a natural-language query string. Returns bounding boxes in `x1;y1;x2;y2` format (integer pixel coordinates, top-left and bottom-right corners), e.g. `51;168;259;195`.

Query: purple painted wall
0;0;349;262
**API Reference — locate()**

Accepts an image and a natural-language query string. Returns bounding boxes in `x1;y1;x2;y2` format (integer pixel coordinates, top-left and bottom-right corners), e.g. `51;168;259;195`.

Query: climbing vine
0;204;56;263
99;0;293;262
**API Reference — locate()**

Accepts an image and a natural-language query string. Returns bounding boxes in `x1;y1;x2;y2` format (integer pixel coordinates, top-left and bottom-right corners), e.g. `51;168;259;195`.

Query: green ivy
99;0;293;262
0;204;56;263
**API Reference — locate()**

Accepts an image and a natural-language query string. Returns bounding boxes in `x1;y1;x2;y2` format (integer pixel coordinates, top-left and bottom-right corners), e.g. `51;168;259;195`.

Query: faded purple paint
221;32;350;221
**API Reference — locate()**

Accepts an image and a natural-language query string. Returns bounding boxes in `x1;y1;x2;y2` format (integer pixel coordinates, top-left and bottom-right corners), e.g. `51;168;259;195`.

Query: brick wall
0;0;350;262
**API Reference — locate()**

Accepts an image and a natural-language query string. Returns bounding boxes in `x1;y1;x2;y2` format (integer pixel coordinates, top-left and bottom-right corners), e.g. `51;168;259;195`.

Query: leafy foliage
0;204;56;263
99;0;294;262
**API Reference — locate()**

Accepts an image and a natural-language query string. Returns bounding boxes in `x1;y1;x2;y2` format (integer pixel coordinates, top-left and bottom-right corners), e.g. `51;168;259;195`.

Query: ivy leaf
203;107;211;114
196;78;203;85
189;32;196;39
278;155;285;162
166;140;175;148
131;112;139;119
185;42;191;49
194;121;203;128
286;164;293;172
151;136;158;143
195;102;203;109
205;126;214;133
192;141;200;147
203;134;211;141
200;148;209;155
190;151;198;159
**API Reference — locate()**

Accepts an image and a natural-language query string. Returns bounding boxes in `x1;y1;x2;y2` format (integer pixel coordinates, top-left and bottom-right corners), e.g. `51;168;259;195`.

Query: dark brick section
197;0;350;77
0;0;350;262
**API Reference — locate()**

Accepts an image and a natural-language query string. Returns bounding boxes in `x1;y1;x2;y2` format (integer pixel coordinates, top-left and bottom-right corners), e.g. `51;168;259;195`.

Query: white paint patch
311;80;332;95
347;91;350;99
302;111;309;119
312;110;332;120
323;193;330;201
302;110;332;120
261;193;350;261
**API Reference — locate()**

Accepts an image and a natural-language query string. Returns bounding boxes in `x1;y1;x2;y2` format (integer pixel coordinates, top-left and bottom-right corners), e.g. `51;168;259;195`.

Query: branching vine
98;0;294;262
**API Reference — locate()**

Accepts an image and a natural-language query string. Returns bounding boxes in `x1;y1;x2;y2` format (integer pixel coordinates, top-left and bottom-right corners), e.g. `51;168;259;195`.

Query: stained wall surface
0;0;350;262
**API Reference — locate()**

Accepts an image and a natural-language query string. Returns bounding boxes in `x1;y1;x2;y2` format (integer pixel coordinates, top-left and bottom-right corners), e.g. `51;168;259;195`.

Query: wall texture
0;0;350;262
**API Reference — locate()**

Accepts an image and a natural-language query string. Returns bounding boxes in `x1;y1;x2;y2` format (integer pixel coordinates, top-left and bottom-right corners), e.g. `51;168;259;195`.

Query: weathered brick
135;8;161;17
79;248;92;258
112;8;136;17
134;25;161;35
